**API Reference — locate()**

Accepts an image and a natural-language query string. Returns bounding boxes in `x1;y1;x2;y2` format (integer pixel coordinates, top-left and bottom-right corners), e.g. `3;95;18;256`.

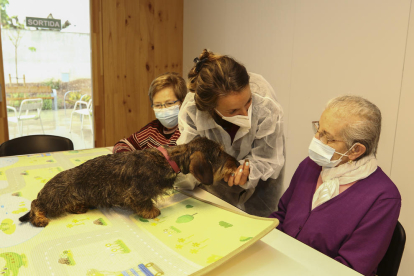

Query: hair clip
194;57;208;73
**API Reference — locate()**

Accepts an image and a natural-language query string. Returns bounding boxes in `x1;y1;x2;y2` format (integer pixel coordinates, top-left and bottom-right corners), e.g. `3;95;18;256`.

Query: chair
69;99;93;133
63;90;90;115
377;221;406;276
7;99;44;136
0;135;74;157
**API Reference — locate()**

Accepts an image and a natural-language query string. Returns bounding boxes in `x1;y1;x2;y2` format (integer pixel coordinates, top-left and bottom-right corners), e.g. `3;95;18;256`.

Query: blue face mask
154;105;180;129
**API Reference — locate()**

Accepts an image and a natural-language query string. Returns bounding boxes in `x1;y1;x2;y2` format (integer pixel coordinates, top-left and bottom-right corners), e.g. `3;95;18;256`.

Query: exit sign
26;17;61;30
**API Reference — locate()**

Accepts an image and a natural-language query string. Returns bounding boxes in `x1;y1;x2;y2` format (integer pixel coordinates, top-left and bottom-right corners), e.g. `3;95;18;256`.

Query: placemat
0;148;278;276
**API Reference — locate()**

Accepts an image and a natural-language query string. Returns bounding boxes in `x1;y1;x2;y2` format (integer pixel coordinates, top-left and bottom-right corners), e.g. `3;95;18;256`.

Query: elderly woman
269;96;401;276
113;72;187;153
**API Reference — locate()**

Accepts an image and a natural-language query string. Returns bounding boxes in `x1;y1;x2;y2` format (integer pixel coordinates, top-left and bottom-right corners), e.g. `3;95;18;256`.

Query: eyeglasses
152;100;180;109
312;121;345;144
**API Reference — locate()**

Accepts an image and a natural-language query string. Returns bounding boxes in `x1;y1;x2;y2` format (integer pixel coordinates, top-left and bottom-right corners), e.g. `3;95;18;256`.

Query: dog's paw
31;217;49;227
140;206;161;219
67;204;89;214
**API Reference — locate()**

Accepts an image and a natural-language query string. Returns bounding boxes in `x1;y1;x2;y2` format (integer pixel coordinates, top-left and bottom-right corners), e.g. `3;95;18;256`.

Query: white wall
184;0;413;275
390;1;414;274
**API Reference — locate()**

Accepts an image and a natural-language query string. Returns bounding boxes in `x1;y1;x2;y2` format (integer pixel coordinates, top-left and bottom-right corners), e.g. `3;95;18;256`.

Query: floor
6;108;94;150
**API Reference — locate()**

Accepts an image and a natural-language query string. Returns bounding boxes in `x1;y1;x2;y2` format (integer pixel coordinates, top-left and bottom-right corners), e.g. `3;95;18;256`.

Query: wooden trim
6;97;55;101
0;30;10;143
6;92;51;94
90;0;106;147
6;86;51;93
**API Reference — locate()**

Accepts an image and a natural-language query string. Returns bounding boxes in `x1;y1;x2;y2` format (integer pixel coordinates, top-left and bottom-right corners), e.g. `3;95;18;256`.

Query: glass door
0;0;94;149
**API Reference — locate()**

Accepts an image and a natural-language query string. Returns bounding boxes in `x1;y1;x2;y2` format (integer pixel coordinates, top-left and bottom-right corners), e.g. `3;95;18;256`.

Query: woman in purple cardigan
269;95;401;276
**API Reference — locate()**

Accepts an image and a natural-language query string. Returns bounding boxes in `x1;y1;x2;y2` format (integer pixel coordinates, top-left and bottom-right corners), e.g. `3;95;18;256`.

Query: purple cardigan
269;157;401;276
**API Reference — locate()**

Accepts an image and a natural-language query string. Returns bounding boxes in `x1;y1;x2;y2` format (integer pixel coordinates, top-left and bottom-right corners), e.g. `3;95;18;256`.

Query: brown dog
19;137;240;227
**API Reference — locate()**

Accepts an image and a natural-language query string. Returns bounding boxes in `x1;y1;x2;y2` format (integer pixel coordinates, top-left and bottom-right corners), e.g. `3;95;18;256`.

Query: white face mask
215;106;252;129
308;137;355;168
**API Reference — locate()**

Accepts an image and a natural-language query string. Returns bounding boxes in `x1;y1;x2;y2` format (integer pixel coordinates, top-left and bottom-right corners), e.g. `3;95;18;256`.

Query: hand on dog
225;159;250;187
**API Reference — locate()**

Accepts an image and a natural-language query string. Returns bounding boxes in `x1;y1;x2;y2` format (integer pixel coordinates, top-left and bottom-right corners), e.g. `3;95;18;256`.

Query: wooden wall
90;0;184;147
0;30;9;144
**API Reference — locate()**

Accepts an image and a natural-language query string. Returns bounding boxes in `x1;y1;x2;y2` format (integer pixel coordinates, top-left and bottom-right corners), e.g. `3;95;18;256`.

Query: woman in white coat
176;49;285;217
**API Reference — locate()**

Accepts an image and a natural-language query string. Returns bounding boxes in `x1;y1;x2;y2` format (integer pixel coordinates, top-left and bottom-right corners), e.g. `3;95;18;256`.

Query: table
0;148;362;276
184;186;363;276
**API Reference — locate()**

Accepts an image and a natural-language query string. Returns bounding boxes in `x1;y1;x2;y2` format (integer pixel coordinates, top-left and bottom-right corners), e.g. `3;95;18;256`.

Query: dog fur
19;137;240;227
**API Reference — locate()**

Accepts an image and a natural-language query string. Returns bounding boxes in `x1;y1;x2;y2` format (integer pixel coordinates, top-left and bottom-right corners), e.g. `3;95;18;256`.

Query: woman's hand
226;159;250;187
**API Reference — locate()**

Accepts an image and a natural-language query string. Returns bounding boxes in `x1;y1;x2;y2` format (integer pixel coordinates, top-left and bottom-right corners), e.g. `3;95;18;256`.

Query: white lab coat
176;73;285;216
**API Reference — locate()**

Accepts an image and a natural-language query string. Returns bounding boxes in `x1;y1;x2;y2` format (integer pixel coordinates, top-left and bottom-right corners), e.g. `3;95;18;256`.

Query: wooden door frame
90;0;105;147
0;29;10;144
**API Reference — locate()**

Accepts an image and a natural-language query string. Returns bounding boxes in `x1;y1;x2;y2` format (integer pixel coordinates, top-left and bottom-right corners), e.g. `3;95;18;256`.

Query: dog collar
156;146;181;174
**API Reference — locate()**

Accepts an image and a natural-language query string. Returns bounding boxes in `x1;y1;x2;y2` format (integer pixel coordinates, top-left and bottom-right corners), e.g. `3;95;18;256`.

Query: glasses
152;100;180;109
312;121;345;144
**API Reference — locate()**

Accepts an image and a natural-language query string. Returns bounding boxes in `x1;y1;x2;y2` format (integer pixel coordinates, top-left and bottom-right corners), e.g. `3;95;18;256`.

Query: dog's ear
189;151;214;185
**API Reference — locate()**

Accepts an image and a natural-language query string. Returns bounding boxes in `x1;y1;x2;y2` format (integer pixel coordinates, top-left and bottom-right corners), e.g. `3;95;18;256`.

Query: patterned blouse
112;119;180;153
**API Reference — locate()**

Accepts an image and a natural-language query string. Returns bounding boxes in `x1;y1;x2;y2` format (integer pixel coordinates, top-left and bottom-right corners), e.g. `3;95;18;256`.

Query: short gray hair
325;95;381;159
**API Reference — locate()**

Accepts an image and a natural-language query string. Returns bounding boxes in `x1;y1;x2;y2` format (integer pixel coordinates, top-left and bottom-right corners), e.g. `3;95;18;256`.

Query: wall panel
390;1;414;274
184;1;412;274
91;0;183;147
286;0;411;187
183;0;410;187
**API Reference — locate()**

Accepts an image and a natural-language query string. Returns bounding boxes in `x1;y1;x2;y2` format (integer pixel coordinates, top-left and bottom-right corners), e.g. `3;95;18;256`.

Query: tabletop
0;148;362;276
183;184;363;276
0;148;274;276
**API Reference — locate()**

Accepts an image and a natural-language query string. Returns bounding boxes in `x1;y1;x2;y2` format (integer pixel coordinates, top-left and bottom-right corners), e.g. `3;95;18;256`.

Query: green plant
67;92;91;102
39;94;53;110
42;78;60;90
9;100;20;108
65;92;91;109
67;91;82;102
44;100;52;110
57;98;64;109
0;0;10;28
7;92;23;108
14;101;21;108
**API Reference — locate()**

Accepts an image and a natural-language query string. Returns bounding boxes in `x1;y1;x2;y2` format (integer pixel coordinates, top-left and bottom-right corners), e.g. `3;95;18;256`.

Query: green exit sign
26;17;61;29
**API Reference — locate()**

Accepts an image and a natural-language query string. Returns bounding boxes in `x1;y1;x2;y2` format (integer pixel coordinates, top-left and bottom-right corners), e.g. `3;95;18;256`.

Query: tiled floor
6;108;94;150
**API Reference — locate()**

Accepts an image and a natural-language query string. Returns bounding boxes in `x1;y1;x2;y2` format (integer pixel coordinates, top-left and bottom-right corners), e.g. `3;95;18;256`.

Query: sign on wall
26;17;61;30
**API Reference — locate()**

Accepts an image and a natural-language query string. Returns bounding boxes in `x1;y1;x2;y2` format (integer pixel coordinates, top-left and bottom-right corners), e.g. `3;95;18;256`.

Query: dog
19;137;240;227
